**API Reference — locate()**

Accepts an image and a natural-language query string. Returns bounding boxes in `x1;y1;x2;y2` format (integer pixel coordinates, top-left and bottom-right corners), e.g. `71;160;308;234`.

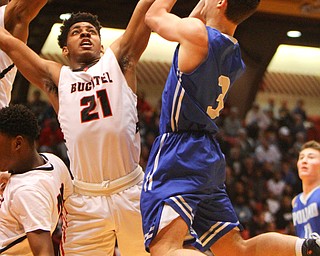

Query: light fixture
59;13;71;21
287;30;302;38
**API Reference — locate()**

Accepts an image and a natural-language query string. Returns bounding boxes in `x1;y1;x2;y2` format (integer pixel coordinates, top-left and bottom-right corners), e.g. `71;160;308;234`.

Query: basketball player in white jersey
0;1;153;255
0;104;73;255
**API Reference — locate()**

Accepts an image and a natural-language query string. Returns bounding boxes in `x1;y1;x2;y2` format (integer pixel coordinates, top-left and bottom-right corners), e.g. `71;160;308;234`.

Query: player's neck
303;182;320;196
9;151;45;175
71;58;100;72
207;18;236;36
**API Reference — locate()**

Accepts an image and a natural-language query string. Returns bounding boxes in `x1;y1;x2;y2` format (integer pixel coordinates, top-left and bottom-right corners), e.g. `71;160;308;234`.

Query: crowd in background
27;89;320;239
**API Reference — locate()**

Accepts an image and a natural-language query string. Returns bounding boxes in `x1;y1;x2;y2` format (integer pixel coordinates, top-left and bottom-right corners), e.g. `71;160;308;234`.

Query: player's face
297;148;320;180
63;22;102;61
0;133;14;171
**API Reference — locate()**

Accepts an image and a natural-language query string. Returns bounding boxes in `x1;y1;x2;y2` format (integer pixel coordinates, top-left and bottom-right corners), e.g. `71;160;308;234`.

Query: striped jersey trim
170;70;184;132
143;133;168;192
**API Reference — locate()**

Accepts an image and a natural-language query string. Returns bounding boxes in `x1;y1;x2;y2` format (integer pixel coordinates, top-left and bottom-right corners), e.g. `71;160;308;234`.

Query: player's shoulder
40;153;68;174
292;195;298;207
41;152;64;164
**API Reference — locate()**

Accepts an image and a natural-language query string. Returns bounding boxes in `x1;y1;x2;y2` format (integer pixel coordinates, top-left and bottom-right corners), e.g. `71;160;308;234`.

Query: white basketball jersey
0;5;17;108
0;153;73;255
58;48;140;183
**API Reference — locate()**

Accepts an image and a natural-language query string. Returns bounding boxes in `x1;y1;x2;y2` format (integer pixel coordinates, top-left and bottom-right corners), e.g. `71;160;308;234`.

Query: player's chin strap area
0;63;14;79
73;165;144;196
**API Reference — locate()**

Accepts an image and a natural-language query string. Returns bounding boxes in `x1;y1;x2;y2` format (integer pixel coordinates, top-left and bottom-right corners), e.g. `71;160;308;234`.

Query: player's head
0;104;40;144
297;140;320;180
58;12;102;48
225;0;260;25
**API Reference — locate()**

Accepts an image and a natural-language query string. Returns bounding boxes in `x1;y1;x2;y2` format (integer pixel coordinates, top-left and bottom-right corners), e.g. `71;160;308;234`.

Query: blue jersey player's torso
159;26;245;135
292;187;320;238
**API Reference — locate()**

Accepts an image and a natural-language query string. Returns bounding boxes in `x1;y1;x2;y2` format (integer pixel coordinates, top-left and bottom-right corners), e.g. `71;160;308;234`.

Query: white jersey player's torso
58;48;140;183
0;5;17;108
0;153;72;255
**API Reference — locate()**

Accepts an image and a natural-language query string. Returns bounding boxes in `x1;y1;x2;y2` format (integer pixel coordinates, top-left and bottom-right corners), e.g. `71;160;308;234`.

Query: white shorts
61;172;149;256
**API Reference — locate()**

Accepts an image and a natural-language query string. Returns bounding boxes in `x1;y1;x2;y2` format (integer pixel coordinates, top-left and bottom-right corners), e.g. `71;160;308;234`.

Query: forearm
0;26;57;90
8;0;47;22
5;0;47;41
113;0;156;63
145;0;182;41
189;0;205;20
148;0;177;15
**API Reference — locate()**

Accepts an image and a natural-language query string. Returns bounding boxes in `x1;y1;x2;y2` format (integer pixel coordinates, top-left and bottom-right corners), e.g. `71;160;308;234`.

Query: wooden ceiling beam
257;0;320;20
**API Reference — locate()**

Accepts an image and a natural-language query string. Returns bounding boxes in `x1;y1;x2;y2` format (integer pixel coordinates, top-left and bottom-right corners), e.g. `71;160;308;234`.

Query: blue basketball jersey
159;27;245;134
292;187;320;238
141;27;245;252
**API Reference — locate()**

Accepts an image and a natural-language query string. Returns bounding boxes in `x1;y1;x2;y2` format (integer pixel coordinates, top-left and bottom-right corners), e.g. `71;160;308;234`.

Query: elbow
145;11;160;32
145;11;153;28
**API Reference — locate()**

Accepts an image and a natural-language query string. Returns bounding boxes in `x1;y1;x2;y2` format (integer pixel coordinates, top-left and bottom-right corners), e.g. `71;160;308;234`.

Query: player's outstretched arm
112;0;155;64
4;0;47;42
0;26;62;109
145;0;208;73
110;0;155;92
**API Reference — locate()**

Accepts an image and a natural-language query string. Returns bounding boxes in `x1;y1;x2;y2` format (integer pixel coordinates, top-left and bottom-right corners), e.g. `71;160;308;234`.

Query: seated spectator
234;195;253;229
267;171;286;199
223;106;243;137
292;99;307;121
255;136;281;165
27;89;49;126
245;103;271;132
275;195;293;233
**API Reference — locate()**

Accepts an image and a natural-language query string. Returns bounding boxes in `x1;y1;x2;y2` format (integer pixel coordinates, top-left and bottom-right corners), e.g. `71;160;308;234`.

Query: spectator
267;171;286;199
292;99;307;121
27;90;49;127
38;117;68;165
245;103;271;132
255;136;281;165
275;195;293;232
223;106;243;137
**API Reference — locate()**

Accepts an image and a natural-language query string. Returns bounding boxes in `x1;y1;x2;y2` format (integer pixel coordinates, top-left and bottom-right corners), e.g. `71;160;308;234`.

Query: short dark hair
0;104;40;142
57;12;102;48
225;0;260;25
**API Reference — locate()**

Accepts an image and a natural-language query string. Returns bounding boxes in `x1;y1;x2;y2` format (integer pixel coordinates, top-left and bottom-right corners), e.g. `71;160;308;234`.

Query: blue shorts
140;132;242;252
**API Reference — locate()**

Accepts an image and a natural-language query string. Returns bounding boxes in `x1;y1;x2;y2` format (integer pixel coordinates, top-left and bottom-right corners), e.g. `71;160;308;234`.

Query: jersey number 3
206;75;230;119
80;89;112;122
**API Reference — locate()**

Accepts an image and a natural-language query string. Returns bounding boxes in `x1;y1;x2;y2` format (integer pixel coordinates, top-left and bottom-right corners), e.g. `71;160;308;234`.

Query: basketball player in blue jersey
0;104;73;255
292;140;320;238
140;0;320;255
0;1;154;255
